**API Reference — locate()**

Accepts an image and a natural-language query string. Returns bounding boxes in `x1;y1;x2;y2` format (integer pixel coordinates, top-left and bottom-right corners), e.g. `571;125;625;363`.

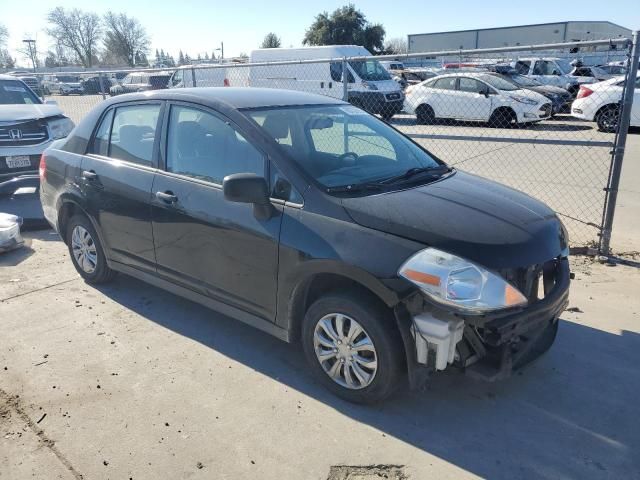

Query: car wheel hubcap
313;313;378;390
71;225;97;274
601;110;618;130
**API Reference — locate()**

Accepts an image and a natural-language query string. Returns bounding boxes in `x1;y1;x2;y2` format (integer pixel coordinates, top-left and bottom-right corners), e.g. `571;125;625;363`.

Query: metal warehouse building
408;21;631;53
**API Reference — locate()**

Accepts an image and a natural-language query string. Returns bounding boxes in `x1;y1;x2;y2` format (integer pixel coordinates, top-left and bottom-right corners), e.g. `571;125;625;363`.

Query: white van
249;46;404;119
168;64;238;89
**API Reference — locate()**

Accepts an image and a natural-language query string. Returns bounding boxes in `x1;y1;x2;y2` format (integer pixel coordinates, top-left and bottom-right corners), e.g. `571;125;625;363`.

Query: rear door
429;76;458;118
151;102;282;321
81;101;163;273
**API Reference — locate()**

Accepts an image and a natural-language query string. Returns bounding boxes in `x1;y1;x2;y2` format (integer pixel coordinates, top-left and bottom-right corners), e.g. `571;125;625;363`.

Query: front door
453;77;492;121
151;103;281;321
81;101;163;273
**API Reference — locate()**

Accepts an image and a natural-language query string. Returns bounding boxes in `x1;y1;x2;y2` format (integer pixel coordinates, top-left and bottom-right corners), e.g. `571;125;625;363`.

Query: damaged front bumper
395;257;570;388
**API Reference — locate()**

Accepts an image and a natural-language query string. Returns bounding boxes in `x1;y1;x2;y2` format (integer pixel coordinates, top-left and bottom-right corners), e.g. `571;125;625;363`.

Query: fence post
342;57;348;102
600;31;639;256
191;66;197;87
98;72;107;100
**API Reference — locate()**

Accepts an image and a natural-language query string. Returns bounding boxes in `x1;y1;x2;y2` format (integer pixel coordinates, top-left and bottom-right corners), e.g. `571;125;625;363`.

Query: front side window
247;104;442;190
458;77;485;93
348;60;391;81
0;80;41;105
330;62;343;82
433;77;457;90
166;105;264;184
171;70;183;87
514;61;530;75
109;104;161;165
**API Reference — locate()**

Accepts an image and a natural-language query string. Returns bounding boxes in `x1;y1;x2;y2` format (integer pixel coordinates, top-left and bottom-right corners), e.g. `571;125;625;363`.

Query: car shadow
94;273;640;479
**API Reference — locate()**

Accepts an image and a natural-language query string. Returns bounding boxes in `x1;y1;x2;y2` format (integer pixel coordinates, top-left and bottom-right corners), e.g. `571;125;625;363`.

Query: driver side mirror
44;99;57;105
223;173;274;220
480;88;491;98
552;70;560;76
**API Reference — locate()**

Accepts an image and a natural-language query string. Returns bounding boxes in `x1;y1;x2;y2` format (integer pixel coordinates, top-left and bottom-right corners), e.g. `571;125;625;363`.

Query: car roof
0;74;26;81
109;87;347;109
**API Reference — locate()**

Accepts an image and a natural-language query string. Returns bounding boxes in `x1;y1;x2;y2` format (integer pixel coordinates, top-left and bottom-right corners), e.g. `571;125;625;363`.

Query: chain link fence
30;37;638;252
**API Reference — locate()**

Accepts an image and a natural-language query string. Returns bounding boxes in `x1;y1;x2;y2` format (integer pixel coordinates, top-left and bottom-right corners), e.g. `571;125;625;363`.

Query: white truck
511;58;594;96
249;46;404;119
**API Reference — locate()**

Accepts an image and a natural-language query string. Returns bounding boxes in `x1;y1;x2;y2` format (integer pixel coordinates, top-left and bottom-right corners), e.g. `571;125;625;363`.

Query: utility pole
216;42;224;61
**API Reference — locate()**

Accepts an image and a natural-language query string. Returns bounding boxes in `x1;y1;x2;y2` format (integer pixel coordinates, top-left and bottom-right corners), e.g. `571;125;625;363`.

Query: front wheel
302;293;404;404
489;108;517;128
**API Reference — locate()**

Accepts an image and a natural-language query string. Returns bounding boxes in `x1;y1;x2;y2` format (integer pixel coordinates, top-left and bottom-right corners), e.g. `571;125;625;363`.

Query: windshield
478;74;520;91
247;104;442;190
510;74;542;87
0;80;41;105
555;59;573;75
349;60;392;81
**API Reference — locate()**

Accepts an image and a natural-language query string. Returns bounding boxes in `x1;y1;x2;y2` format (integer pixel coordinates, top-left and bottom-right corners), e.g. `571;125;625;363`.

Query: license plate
5;156;31;169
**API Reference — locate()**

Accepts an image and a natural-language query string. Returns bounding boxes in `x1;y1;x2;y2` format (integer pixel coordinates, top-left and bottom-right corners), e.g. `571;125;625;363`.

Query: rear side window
433;77;457;90
109;104;161;166
166;105;264;184
92;109;114;156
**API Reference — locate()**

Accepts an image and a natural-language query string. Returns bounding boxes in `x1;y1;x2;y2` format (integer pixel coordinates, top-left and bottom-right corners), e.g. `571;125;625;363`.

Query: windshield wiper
377;166;451;185
326;182;384;194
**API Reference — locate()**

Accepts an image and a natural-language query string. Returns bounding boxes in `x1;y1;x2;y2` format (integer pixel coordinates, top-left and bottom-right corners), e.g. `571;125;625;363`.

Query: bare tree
0;23;15;68
103;12;149;67
385;37;408;55
47;7;102;67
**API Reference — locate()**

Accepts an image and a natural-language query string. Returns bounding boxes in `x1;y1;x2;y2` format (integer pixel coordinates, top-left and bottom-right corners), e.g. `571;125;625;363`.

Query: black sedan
40;88;570;403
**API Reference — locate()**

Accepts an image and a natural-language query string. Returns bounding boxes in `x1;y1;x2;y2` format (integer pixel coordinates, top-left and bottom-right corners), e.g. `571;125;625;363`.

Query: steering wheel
338;152;359;164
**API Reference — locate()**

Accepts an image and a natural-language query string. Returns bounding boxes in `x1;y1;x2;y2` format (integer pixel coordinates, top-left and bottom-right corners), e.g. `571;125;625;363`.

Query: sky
2;0;639;65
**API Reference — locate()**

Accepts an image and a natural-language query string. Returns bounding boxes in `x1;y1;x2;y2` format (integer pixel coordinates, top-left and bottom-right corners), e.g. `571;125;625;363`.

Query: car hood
0;104;64;122
61;82;82;87
504;88;548;104
341;171;568;270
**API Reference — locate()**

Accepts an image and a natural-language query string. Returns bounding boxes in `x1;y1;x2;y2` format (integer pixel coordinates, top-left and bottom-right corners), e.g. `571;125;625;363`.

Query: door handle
82;170;98;180
155;191;178;204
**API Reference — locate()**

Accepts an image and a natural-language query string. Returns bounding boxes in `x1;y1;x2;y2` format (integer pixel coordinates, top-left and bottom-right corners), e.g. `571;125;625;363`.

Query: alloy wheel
71;225;98;274
313;313;378;390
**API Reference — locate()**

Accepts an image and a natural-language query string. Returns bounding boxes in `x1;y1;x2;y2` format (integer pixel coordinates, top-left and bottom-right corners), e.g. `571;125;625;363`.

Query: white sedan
404;73;552;127
571;76;640;132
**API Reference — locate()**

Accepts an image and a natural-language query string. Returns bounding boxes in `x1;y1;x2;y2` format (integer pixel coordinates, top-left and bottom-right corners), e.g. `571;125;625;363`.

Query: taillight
39;154;46;182
577;86;594;99
223;78;230;87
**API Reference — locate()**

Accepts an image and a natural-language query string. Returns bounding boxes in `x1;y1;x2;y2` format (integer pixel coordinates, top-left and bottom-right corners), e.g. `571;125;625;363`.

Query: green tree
261;32;281;49
303;4;385;54
178;50;185;65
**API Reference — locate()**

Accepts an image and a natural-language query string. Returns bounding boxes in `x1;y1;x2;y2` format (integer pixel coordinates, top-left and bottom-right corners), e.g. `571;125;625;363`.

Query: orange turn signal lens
402;269;441;286
504;283;527;306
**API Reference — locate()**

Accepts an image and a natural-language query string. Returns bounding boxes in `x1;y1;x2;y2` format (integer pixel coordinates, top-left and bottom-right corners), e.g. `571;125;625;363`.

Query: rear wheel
596;105;620;133
66;215;116;284
489;108;517;128
302;292;404;404
416;104;435;124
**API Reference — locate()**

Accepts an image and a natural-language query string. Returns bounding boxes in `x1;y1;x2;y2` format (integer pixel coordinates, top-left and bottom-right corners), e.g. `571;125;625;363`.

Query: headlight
399;248;527;313
509;95;538;105
48;117;75;139
362;81;378;90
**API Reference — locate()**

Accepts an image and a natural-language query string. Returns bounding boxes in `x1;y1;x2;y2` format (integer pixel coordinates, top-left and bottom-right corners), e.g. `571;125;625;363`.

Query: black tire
301;292;405;404
513;319;559;370
415;104;435;125
596;105;620;133
489;108;517;128
66;214;116;284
